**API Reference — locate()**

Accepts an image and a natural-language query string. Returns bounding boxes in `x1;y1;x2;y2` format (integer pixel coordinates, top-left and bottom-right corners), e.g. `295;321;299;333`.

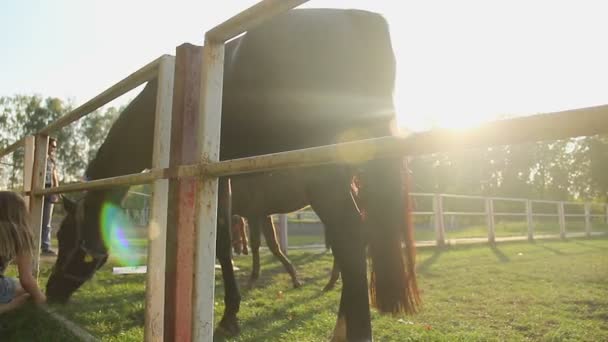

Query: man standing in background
41;137;59;256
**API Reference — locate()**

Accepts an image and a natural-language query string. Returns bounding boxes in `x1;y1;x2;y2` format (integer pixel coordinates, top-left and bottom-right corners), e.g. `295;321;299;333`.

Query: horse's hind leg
260;215;302;288
247;217;262;288
309;179;371;341
323;255;340;292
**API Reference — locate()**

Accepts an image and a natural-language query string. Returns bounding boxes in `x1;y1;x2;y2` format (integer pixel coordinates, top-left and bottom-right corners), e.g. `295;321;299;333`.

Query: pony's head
46;195;108;303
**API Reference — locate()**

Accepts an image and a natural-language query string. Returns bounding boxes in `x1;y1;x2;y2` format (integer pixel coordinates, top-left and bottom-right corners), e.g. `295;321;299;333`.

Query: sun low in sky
1;0;607;132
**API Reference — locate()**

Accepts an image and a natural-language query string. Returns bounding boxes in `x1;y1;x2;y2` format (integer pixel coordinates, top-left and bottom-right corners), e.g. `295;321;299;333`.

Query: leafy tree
0;95;124;186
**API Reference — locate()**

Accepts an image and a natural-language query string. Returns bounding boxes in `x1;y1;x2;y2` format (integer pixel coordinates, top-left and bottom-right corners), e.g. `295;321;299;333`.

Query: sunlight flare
100;202;139;266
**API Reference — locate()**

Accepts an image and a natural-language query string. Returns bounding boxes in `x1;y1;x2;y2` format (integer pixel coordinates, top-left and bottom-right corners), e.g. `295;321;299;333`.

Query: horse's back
220;8;397;160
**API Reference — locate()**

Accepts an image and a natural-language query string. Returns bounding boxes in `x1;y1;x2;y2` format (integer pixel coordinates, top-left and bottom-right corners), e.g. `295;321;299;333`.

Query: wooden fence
1;0;608;340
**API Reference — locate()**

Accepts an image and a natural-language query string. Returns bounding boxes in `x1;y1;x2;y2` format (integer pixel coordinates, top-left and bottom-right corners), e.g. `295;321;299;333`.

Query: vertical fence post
144;55;174;342
161;45;202;342
526;200;534;241
584;203;591;238
193;39;225;341
558;202;566;239
278;214;288;255
29;135;49;279
485;198;495;244
433;194;445;246
23;136;35;210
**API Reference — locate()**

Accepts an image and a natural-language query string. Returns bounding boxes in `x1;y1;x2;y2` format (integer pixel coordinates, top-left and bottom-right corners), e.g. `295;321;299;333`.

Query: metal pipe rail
0;56;166;159
206;0;309;42
28;99;608;196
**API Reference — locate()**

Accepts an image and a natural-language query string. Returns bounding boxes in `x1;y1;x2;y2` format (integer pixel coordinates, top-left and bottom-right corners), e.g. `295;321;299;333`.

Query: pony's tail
362;158;420;314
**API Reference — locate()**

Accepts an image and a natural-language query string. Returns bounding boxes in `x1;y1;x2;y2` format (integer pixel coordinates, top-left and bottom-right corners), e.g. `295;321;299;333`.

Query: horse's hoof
216;319;240;337
293;279;303;289
322;283;335;292
329;335;347;342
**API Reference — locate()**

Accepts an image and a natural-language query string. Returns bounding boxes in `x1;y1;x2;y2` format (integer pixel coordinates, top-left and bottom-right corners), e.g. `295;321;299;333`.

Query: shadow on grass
53;289;146;336
215;287;336;342
534;243;566;255
213;274;338;342
490;244;511;263
570;239;608;252
416;248;444;274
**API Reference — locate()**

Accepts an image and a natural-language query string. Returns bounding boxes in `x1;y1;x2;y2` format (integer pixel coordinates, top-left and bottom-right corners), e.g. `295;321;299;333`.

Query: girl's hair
0;191;35;260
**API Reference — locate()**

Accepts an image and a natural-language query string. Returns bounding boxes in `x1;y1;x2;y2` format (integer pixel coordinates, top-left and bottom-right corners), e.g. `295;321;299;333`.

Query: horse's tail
361;157;420;314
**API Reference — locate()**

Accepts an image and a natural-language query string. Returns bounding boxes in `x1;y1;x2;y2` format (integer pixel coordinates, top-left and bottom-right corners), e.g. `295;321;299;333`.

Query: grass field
2;236;607;341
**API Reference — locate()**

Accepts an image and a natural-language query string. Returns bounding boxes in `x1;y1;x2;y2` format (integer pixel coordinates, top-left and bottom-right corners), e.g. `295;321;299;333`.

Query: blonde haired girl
0;191;46;314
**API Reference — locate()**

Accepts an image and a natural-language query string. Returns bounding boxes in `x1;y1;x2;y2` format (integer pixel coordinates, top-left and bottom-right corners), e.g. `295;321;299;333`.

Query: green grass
0;303;82;341
413;221;608;242
3;237;608;341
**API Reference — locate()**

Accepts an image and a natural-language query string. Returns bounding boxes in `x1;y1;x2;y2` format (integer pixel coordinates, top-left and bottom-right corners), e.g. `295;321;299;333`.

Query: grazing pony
45;8;420;341
231;215;248;256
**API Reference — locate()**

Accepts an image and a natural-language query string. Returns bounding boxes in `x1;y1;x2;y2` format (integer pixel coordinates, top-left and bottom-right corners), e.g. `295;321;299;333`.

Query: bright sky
1;0;607;131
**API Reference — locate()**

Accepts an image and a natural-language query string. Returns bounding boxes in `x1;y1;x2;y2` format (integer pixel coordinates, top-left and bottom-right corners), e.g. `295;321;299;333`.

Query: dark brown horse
45;8;420;341
232;174;365;292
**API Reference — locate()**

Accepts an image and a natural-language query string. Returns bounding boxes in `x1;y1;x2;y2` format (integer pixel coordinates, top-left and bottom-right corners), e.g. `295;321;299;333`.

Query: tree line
1;94;607;203
0;95;122;188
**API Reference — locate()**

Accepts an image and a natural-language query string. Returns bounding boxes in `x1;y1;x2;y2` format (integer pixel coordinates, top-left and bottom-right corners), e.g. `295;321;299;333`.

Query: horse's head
46;195;108;303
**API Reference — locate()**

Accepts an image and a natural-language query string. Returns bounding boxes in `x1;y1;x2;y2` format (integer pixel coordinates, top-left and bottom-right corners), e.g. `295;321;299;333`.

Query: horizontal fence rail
205;0;309;42
280;192;608;247
23;101;607;197
0;56;168;159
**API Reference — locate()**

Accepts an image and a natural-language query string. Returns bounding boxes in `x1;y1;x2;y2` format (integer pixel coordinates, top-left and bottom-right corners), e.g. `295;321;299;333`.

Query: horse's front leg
215;178;241;336
215;217;241;336
247;217;262;288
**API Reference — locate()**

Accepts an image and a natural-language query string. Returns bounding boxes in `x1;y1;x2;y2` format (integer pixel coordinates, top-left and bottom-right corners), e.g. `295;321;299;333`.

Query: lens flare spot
100;202;138;266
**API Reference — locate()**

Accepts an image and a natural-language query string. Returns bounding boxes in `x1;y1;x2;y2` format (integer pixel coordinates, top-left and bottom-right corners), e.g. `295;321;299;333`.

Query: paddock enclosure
1;0;608;341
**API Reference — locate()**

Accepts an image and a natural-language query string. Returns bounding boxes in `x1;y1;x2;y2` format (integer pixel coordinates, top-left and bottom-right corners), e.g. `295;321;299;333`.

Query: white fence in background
410;193;608;245
126;192;608;247
275;193;608;247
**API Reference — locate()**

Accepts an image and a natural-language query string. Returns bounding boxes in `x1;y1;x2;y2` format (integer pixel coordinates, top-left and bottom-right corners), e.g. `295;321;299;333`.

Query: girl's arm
15;252;47;305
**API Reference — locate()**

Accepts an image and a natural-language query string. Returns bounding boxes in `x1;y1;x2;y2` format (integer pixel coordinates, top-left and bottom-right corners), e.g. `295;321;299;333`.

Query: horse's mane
86;80;157;181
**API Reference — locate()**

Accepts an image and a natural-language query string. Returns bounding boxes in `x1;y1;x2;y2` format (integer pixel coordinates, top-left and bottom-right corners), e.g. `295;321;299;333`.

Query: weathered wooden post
29;135;49;279
277;214;289;255
485;198;495;244
558;202;566;239
433;194;446;246
23;136;35;210
160;45;202;342
143;55;174;341
526;199;534;241
584;203;591;238
192;38;225;341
